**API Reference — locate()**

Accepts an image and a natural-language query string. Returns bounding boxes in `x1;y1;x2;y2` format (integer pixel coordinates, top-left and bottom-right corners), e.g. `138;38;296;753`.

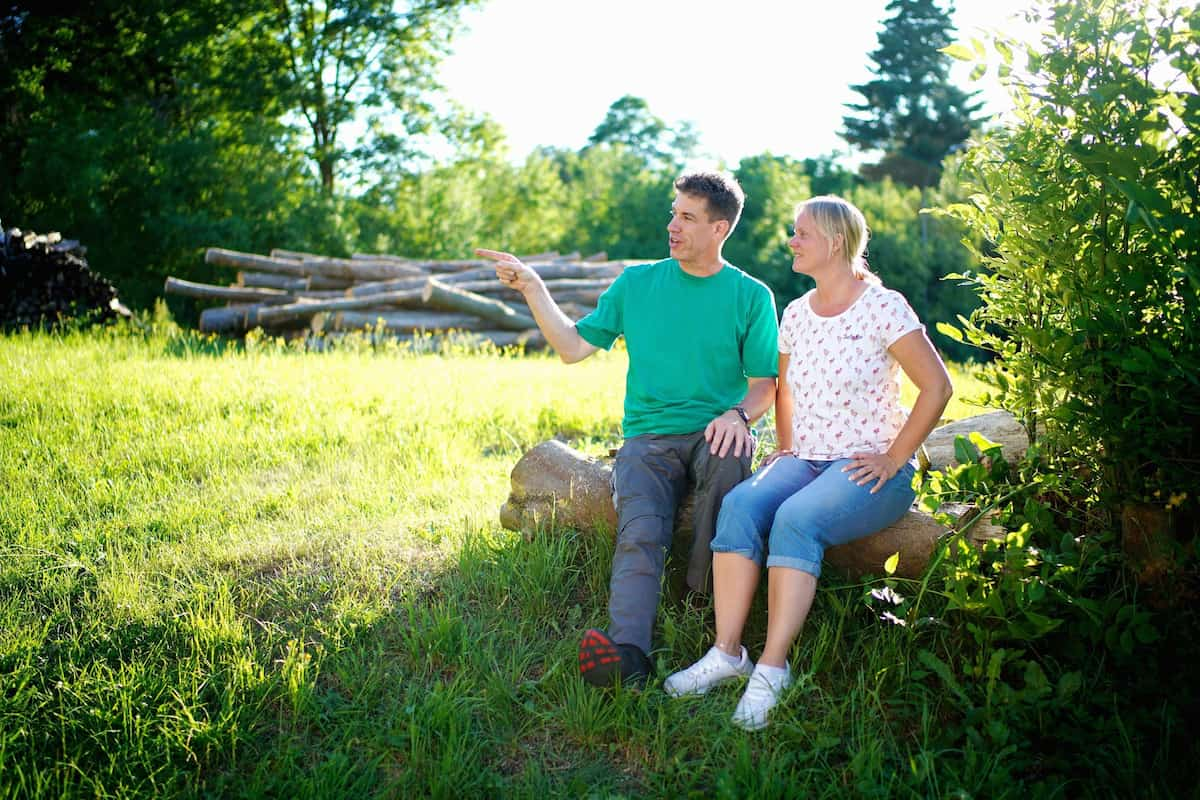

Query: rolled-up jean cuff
766;554;822;577
710;543;764;566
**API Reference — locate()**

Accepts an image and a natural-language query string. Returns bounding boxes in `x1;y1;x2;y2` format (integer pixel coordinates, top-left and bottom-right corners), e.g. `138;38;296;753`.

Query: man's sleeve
574;271;627;350
741;284;779;377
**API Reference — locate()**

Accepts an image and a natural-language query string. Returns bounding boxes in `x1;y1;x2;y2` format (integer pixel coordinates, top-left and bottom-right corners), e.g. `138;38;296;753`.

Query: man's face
667;191;726;263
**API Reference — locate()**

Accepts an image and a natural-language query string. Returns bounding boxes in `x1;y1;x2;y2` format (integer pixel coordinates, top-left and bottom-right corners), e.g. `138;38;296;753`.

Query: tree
842;0;982;188
943;0;1200;516
585;95;699;170
0;0;323;309
273;0;481;194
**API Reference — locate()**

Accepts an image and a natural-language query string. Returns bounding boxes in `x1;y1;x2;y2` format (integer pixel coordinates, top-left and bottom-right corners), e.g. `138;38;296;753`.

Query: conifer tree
842;0;982;188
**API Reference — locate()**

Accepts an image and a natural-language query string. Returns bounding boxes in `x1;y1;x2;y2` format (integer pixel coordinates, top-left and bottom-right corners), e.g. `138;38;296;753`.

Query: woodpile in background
165;247;637;348
0;226;131;331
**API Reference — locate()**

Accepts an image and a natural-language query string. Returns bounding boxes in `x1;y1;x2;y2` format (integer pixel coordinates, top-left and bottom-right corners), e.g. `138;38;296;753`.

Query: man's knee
615;512;671;549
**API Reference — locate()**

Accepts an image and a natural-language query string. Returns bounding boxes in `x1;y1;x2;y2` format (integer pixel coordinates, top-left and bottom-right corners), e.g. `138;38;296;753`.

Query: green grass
0;323;1033;798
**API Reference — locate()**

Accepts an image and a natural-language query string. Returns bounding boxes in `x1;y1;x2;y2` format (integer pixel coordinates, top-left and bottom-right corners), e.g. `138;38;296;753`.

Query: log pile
500;411;1028;580
165;247;635;347
0;226;131;331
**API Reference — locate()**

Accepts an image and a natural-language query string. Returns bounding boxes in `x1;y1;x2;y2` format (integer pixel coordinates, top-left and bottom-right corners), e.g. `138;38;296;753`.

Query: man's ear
714;218;731;241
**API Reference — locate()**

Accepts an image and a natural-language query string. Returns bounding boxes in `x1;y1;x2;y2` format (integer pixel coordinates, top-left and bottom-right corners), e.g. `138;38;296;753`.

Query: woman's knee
711;490;767;562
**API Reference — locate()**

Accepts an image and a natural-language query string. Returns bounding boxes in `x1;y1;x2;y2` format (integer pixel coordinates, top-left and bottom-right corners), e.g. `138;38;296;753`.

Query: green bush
941;0;1200;514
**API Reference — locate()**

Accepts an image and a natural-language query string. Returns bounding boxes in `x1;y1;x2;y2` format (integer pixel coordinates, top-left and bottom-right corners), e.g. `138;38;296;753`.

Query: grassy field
2;324;1012;798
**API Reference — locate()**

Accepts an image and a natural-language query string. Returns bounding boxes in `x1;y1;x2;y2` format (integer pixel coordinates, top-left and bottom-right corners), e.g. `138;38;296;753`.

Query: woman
663;195;953;730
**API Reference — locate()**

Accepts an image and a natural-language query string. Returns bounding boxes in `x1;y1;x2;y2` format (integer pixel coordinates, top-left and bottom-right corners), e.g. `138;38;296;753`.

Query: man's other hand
705;410;752;458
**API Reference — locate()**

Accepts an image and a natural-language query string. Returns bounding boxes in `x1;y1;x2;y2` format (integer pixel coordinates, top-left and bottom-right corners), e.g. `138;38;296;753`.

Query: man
476;171;778;687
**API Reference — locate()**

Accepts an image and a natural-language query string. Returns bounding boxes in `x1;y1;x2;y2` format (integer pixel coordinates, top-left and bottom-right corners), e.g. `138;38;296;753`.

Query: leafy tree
725;154;811;304
843;0;983;188
0;0;325;309
942;0;1200;516
585;95;699;170
272;0;481;194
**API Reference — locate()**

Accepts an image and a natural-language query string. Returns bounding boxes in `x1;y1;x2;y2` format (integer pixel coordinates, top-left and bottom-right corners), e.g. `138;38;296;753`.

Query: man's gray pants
607;431;753;655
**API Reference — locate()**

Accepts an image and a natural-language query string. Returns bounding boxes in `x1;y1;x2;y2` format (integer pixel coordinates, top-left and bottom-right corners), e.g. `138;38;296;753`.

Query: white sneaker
731;664;793;730
663;645;753;697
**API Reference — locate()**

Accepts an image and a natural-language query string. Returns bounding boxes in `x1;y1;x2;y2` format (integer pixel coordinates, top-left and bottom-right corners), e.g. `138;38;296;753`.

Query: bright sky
439;0;1042;168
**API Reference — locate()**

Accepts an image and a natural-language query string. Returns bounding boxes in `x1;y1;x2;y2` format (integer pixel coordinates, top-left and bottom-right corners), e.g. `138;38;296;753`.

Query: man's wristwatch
731;405;751;426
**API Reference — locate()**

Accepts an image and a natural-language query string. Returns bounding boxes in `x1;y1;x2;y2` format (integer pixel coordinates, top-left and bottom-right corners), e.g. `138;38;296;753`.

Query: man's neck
677;253;725;277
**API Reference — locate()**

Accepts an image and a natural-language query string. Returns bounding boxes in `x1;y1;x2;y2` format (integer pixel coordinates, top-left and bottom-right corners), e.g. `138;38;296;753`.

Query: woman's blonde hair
796;195;880;284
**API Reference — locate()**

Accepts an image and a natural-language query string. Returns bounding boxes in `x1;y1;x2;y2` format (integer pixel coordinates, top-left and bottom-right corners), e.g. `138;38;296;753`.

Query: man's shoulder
620;259;674;280
721;262;774;297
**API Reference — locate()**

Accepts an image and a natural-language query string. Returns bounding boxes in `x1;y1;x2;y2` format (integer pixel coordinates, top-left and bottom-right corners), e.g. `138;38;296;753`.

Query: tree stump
499;412;1023;580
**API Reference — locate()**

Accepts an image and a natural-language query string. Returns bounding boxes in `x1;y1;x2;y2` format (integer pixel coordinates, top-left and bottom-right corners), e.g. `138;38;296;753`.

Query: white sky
439;0;1044;168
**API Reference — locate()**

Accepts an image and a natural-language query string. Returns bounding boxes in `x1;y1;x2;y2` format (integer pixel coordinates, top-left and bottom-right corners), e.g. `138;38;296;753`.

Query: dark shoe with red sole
578;628;652;688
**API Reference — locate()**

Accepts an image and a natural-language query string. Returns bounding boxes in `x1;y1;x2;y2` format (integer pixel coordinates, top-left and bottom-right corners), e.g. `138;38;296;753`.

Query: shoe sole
578;629;624;686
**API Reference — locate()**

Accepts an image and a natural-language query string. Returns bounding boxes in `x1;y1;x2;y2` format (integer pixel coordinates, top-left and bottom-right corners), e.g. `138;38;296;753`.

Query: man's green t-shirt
575;259;779;438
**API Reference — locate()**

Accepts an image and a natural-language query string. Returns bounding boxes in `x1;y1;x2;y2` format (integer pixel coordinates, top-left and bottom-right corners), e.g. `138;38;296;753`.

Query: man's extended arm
475;248;597;363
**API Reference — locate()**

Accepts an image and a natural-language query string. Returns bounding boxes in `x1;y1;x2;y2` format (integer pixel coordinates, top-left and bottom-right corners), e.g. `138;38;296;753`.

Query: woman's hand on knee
843;452;901;494
761;449;796;468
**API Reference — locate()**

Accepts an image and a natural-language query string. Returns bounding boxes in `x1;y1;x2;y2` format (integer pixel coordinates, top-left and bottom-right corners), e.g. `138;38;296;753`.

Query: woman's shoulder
863;284;917;313
781;290;814;318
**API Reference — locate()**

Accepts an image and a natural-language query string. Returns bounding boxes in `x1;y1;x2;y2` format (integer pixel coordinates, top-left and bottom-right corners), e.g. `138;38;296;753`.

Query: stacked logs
0;227;130;331
165;247;635;347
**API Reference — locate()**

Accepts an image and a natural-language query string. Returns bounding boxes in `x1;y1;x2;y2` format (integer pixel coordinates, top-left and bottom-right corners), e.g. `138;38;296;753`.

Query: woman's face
788;209;834;275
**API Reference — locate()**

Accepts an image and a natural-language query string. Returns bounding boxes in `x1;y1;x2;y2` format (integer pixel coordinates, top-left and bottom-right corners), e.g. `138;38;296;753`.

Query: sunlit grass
0;323;995;798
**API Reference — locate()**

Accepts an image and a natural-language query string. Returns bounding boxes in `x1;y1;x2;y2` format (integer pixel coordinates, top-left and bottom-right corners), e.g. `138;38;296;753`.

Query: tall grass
2;323;1023;798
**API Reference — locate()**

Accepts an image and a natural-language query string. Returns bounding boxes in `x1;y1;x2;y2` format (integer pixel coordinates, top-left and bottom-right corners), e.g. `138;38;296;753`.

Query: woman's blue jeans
711;455;917;577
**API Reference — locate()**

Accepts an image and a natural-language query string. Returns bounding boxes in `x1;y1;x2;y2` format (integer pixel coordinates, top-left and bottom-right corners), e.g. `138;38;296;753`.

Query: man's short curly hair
673;171;745;238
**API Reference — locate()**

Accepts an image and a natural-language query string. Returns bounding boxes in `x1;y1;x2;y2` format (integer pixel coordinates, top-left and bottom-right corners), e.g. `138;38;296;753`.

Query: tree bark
313;309;494;333
206;248;425;281
165;277;296;304
421;278;537;331
253;288;427;325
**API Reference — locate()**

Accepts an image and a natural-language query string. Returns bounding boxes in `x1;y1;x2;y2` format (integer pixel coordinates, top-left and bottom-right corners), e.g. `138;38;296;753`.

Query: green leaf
936;321;963;342
941;43;976;61
970;62;988;82
884;552;900;576
1057;671;1083;698
994;38;1013;65
954;435;981;465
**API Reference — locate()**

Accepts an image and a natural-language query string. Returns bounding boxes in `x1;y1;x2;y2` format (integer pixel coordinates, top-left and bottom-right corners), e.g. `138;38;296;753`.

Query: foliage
585;94;699;171
843;0;983;188
0;0;344;312
272;0;483;194
867;432;1199;797
939;0;1200;511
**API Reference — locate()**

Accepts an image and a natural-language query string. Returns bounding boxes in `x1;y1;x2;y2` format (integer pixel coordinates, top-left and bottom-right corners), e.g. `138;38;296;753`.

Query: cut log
447;277;615;297
422;278;537;331
500;413;1023;580
238;271;352;291
253;288;426;325
206;247;424;281
314;309;493;333
347;263;625;298
164;277;295;305
308;328;546;351
199;305;271;333
206;248;321;277
922;410;1028;472
269;248;320;260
